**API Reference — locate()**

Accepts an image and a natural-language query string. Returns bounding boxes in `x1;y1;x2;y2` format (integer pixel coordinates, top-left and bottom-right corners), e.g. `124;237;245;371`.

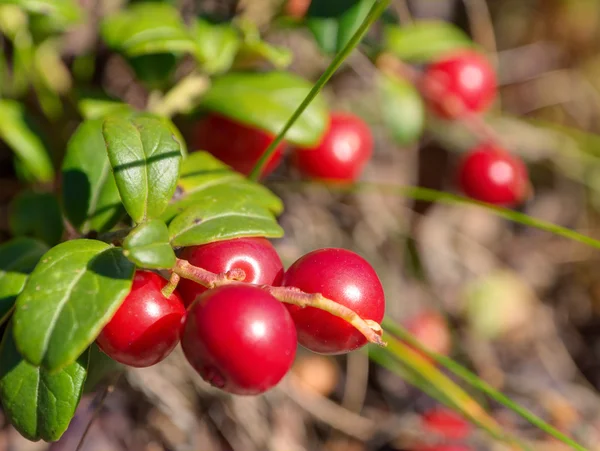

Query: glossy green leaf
123;219;175;269
101;3;194;56
0;322;88;442
103;116;182;224
9;191;64;246
13;240;135;371
62;119;125;234
0;100;54;183
0;0;83;29
190;18;240;74
132;112;187;157
77;96;134;120
378;73;424;145
383;21;474;63
169;199;283;247
200;71;328;146
306;0;374;54
0;238;48;325
83;342;121;394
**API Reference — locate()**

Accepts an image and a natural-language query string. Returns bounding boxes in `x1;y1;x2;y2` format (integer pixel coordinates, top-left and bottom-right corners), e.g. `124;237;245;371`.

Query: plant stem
161;272;180;298
248;0;392;181
172;258;386;347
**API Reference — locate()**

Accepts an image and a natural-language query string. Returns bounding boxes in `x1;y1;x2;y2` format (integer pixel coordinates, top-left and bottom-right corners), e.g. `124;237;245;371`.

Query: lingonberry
282;248;385;354
181;284;297;395
96;270;186;368
422;50;496;119
178;237;284;307
404;311;451;359
192;113;285;177
457;144;528;206
291;113;374;182
421;407;471;440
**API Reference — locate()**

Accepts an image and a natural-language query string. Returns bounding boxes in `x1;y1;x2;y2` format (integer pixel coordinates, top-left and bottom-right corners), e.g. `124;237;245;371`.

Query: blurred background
5;0;600;450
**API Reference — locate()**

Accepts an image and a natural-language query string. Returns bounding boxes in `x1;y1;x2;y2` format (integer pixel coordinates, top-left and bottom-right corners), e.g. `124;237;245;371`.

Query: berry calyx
177;237;284;307
291;113;374;182
422;50;496;119
192;113;285;177
282;248;385;354
404;310;451;359
457;144;528;206
96;270;186;368
181;284;297;395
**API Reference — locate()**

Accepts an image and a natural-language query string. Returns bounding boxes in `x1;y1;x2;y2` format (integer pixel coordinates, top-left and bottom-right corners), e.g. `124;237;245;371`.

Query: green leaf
378;73;425;146
128;53;178;89
132;111;187;158
0;0;83;29
9;191;64;246
0;100;54;183
383;21;474;63
200;71;328;146
169;199;284;247
101;3;194;56
161;152;283;222
62;119;125;234
306;0;375;54
190;18;240;74
0;322;88;442
123;219;175;269
0;237;48;325
13;239;135;371
77;94;134;120
233;19;292;70
103;116;182;224
83;342;121;394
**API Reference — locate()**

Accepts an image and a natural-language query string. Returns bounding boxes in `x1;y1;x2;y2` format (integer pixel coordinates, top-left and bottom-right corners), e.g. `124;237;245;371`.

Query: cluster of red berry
95;238;385;395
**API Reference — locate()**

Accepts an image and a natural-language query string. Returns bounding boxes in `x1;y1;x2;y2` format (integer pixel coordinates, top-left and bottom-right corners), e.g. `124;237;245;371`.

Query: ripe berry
404;311;451;359
192;113;285;177
422;407;471;440
457;144;528;206
178;237;284;307
282;248;385;354
96;270;186;368
181;284;297;395
291;113;374;182
422;50;496;119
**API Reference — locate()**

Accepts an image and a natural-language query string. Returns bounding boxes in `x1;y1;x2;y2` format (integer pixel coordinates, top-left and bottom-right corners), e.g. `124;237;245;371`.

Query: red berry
422;50;496;119
422;408;471;440
181;284;297;395
96;270;186;368
405;311;451;359
178;237;284;307
282;248;385;354
192;113;285;177
457;144;528;206
291;113;373;182
284;0;311;18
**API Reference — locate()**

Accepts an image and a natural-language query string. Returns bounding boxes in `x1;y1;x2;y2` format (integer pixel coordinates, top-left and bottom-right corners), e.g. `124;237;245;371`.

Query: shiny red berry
457;144;528;206
192;113;285;177
178;237;284;307
422;50;496;119
405;311;451;360
282;248;385;354
422;408;471;440
181;284;297;395
291;113;373;182
96;270;186;368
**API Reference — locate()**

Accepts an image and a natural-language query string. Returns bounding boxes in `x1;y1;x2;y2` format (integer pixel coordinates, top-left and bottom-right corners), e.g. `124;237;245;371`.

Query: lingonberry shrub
177;237;284;307
282;248;386;354
457;144;529;206
291;112;374;182
422;50;497;119
181;284;297;395
192;113;286;177
96;270;186;368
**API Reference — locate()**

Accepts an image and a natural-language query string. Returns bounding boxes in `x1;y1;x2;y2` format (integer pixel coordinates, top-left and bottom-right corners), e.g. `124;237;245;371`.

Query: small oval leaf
378;74;425;146
191;18;240;74
0;237;49;325
200;71;328;146
103;116;182;224
0;322;88;442
13;239;135;371
383;21;474;63
9;191;64;246
0;99;54;183
62;119;125;234
123;219;175;269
